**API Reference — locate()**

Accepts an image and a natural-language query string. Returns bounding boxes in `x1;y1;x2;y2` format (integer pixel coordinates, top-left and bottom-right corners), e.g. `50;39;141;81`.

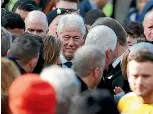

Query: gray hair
85;25;117;53
40;65;80;104
72;45;105;77
92;17;127;46
25;10;48;30
1;27;12;56
143;9;153;25
57;13;86;36
128;42;153;62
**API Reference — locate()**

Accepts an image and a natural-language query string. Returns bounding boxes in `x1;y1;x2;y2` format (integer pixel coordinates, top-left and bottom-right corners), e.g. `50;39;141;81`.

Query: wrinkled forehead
144;11;153;23
56;1;78;10
60;27;83;36
26;20;47;30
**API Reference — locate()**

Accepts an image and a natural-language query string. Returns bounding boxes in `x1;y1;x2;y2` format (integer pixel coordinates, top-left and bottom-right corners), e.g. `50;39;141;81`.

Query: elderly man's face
128;61;153;98
48;15;61;38
58;28;85;60
25;20;47;37
144;16;153;41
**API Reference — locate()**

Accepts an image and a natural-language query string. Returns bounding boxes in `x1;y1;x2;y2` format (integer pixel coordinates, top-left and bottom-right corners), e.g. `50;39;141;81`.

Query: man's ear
56;32;59;39
29;57;38;69
94;67;102;78
7;49;11;56
81;36;86;44
52;7;56;10
76;9;80;14
106;49;111;60
46;29;49;34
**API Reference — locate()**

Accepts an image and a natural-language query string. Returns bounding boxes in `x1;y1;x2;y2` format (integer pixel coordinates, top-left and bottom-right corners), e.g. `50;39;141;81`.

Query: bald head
25;10;48;37
144;9;153;22
143;9;153;41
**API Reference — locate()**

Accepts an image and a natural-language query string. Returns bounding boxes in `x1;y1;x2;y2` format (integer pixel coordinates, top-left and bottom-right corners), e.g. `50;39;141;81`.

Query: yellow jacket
118;92;153;114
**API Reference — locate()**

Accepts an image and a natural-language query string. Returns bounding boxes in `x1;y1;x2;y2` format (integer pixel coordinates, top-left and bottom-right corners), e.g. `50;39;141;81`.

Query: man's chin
64;54;74;60
135;91;148;97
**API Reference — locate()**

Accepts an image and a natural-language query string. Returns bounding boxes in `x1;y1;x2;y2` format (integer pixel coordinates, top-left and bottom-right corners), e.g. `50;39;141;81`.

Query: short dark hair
84;9;106;25
92;17;127;46
1;27;12;57
12;0;37;12
10;32;41;61
122;20;144;39
1;11;25;30
1;8;7;17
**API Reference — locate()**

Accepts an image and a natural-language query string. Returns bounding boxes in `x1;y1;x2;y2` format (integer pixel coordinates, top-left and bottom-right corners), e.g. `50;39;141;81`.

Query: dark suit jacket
79;0;92;17
98;62;130;94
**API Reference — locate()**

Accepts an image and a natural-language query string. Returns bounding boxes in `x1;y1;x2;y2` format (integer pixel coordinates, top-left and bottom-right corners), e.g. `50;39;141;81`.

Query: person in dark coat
72;45;105;92
69;89;119;114
7;32;41;74
92;17;130;94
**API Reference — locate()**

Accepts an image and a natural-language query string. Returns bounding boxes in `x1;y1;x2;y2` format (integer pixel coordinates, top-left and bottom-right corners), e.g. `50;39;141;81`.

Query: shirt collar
60;54;73;64
112;56;122;68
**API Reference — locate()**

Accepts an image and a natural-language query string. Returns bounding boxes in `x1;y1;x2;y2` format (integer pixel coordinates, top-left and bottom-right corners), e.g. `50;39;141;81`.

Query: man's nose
68;38;75;46
136;77;143;85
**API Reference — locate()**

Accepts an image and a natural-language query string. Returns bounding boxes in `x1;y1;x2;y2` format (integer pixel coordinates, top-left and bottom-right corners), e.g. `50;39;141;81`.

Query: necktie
64;62;72;68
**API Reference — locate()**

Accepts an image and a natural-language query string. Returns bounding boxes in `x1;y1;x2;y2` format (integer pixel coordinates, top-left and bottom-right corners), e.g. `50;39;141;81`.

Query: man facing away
72;45;105;92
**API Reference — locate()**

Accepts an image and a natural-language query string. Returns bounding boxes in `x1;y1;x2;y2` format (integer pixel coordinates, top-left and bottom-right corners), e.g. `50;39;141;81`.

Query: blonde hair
1;58;20;94
43;35;61;66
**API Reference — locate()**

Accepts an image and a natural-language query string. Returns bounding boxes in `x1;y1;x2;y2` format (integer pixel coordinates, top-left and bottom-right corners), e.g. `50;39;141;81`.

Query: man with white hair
57;13;86;68
92;17;130;94
72;45;105;92
85;25;117;69
85;25;117;94
143;9;153;41
40;65;80;114
25;10;48;37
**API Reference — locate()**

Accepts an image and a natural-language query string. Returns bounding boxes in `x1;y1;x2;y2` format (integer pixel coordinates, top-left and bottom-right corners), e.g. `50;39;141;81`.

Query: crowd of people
1;0;153;114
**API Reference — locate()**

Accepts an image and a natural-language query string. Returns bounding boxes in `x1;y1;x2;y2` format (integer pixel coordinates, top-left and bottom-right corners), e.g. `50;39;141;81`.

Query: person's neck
65;57;72;61
17;61;31;73
139;94;153;104
22;65;31;73
62;53;73;61
81;76;95;89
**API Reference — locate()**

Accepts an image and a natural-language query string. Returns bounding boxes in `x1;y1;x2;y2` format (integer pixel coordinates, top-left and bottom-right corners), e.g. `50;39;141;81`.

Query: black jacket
31;36;44;74
98;62;130;94
76;75;88;92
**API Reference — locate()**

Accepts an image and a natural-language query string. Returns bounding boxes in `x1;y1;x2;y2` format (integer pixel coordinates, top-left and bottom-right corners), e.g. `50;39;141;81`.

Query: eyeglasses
63;8;78;13
62;36;82;42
